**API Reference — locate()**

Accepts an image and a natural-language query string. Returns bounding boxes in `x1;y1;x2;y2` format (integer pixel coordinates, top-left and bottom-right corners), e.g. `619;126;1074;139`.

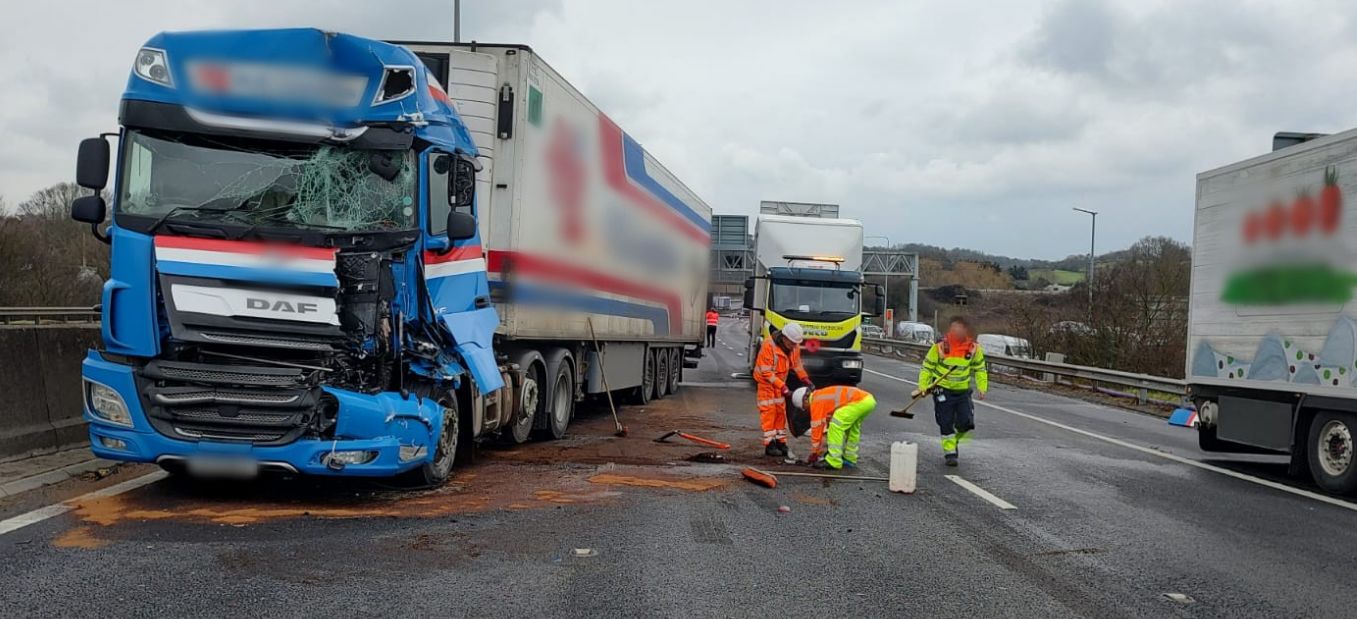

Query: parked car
862;324;885;339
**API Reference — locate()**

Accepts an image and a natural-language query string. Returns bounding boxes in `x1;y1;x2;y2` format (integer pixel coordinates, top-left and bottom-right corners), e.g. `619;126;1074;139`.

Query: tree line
0;183;110;306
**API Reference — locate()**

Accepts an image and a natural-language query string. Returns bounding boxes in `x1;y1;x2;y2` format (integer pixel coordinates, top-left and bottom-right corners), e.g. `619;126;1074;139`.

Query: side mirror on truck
76;137;110;190
446;211;478;241
451;156;478;208
872;284;886;316
71;195;107;224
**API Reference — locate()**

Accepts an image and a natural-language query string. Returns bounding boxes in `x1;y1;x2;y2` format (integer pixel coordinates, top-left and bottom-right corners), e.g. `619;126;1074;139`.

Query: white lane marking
862;367;1357;514
0;471;167;536
946;475;1017;510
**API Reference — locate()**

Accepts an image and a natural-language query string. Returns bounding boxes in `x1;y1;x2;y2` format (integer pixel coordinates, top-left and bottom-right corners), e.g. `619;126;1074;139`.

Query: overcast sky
3;0;1355;258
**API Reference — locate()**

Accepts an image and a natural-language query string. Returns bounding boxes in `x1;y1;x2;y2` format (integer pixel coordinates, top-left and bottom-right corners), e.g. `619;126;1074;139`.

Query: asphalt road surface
2;319;1356;618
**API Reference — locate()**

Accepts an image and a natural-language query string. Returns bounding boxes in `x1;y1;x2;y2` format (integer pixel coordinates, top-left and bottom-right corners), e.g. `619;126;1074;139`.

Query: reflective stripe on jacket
918;338;988;393
808;386;871;454
706;311;720;326
752;337;809;391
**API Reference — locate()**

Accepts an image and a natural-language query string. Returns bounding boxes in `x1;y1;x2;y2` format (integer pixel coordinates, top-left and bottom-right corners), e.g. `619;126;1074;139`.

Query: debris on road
654;430;731;449
687;452;726;463
777;505;791;514
572;548;597;558
740;467;890;490
1167;408;1199;428
587;473;725;492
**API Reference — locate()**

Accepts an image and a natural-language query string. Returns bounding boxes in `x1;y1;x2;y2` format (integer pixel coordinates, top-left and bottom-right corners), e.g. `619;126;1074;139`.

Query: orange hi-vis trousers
757;385;788;446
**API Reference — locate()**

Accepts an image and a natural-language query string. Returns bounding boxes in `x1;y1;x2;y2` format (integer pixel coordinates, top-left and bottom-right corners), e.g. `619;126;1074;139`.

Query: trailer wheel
655;348;670;399
667;348;682;395
1308;411;1357;494
535;349;574;440
628;347;655;404
409;393;460;487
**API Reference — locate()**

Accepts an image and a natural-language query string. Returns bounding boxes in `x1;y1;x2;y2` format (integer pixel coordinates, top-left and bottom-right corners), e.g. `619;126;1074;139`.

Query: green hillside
1029;269;1086;285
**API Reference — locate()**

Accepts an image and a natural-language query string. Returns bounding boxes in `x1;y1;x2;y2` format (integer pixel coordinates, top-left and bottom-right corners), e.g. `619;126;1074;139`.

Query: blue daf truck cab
70;29;508;484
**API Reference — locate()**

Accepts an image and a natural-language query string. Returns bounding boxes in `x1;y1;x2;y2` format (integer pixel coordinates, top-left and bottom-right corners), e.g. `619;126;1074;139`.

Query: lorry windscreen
117;130;418;233
770;281;859;320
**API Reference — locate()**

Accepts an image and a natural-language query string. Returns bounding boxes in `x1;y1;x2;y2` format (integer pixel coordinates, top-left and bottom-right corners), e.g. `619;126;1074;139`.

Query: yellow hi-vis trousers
824;395;877;468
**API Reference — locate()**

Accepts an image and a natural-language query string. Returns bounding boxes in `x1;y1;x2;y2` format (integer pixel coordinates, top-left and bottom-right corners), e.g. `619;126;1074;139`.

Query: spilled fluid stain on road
587;473;727;491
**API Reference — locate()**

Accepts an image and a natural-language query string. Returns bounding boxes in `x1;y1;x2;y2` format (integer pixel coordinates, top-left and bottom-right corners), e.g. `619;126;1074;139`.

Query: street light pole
453;0;462;43
1072;208;1097;321
866;235;891;331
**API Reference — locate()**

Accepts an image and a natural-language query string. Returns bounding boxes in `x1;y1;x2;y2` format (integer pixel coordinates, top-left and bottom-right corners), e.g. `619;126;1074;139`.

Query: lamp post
1072;208;1097;321
453;0;462;43
866;235;891;331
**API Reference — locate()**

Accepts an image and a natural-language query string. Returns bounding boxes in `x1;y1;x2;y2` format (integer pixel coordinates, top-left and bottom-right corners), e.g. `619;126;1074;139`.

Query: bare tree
0;182;109;306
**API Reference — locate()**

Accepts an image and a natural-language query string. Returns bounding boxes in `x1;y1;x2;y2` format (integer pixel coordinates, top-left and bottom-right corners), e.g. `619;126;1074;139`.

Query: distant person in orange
705;307;720;347
752;322;812;457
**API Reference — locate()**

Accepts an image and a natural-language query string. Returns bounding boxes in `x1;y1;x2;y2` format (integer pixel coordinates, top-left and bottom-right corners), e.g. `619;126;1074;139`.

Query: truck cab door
420;146;503;393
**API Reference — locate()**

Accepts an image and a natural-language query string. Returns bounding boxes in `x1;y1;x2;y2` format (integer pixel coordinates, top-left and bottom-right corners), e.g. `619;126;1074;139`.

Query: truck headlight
842;359;863;369
133;48;174;87
85;381;132;427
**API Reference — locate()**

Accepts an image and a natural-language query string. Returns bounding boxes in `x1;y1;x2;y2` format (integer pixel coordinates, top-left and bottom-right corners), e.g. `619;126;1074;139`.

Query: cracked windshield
119;131;416;231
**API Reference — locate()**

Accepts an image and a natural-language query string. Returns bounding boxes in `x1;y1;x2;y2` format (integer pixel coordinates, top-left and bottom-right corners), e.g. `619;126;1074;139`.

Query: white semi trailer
1189;129;1357;493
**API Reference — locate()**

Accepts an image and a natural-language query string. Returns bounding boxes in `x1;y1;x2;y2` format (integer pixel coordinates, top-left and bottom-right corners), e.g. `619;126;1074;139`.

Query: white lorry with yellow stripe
742;214;882;386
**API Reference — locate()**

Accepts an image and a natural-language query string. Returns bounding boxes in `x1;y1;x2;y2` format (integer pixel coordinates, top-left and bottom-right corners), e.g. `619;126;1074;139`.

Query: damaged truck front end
72;29;500;482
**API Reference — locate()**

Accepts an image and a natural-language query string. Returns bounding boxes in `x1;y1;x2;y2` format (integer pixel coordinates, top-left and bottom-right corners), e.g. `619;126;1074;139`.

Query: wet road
3;320;1357;617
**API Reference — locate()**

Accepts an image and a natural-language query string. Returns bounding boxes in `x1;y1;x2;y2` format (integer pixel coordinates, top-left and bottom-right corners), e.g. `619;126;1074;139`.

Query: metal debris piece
572;548;597;558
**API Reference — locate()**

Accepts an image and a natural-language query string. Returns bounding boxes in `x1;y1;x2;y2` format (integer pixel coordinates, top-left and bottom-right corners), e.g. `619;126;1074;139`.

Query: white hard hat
781;322;805;344
791;387;809;410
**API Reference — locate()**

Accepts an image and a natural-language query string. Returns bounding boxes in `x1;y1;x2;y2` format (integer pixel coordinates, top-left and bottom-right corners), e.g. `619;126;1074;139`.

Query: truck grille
139;360;321;446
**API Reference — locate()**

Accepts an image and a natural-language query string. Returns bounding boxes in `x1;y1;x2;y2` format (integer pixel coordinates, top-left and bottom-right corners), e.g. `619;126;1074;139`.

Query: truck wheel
667;348;681;395
410;394;460;487
535;349;574;440
1308;411;1357;494
655;348;670;399
505;352;544;445
628;347;655;404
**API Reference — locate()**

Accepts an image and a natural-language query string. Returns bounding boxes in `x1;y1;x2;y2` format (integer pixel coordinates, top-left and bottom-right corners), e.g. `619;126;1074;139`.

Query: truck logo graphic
245;298;319;314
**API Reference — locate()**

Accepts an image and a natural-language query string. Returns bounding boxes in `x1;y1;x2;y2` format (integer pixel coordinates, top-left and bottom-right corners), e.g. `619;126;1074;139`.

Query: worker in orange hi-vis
705;307;720;348
791;385;877;470
752;322;812;457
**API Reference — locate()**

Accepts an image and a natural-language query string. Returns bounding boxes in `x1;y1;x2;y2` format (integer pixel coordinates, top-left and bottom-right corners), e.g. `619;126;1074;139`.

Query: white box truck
1189;129;1357;493
400;41;712;410
743;214;883;386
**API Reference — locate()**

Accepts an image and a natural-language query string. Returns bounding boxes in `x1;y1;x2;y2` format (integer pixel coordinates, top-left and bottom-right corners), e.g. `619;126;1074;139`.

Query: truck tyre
505;351;544;445
655;348;670;399
535;349;574;440
628;346;655;405
409;393;460;487
1308;410;1357;494
667;348;682;395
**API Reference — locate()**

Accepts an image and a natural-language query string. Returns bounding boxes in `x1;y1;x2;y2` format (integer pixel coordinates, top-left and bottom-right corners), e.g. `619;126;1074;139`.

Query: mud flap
437;306;504;393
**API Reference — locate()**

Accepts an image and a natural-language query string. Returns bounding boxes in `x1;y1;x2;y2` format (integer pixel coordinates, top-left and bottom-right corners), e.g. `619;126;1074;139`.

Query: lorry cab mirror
446;210;477;241
76;137;110;190
871;284;886;316
451;156;477;208
71;195;107;224
742;278;757;310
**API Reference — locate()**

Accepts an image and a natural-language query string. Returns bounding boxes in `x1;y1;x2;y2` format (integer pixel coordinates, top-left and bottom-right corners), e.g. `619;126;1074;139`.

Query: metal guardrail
0;307;101;325
861;336;1187;403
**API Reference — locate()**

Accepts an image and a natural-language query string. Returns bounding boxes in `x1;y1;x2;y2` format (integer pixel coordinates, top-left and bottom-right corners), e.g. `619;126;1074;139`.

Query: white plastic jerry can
889;441;918;494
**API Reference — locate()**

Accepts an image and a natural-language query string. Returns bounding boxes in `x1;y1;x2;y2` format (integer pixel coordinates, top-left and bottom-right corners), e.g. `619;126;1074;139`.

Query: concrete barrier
0;325;100;460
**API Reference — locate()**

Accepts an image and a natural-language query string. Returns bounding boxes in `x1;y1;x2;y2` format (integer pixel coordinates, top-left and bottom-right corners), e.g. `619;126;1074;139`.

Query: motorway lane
1;320;1356;617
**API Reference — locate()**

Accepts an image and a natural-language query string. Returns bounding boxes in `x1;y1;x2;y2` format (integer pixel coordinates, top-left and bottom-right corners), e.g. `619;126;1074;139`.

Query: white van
978;334;1032;359
895;321;936;344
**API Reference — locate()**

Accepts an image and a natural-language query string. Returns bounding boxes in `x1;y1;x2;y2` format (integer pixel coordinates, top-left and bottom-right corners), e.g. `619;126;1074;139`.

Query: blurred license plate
801;358;823;369
186;456;259;479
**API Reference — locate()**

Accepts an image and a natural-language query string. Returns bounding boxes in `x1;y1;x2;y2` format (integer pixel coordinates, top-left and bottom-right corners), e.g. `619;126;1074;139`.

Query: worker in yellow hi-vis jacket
917;316;988;467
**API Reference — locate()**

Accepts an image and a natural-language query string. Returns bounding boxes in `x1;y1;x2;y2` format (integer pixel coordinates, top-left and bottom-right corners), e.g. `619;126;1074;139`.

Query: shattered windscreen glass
119;130;417;232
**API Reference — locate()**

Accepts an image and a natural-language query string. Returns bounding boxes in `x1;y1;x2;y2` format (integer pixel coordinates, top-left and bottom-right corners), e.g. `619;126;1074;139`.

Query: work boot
944;453;958;467
812;460;836;470
775;442;790;457
842;461;858;469
765;443;782;457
